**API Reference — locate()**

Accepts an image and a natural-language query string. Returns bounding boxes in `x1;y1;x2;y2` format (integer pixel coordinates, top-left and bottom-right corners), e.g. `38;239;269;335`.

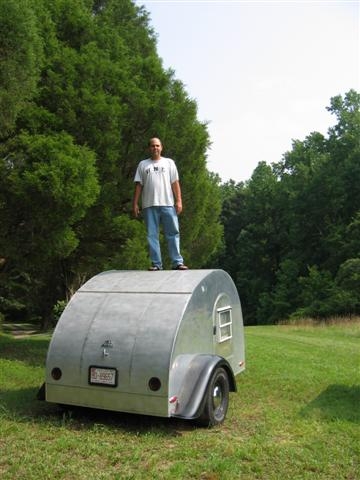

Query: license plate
89;366;117;387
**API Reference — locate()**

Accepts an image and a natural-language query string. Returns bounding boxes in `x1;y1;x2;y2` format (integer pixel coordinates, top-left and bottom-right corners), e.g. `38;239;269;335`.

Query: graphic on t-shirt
146;166;166;175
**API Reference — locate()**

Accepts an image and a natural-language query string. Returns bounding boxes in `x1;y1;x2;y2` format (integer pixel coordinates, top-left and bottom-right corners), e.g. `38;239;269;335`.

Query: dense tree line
0;0;222;327
1;0;358;328
218;90;360;324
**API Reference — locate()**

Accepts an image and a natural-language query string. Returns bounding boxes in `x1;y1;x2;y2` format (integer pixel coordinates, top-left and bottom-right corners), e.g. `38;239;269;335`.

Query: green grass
0;321;359;479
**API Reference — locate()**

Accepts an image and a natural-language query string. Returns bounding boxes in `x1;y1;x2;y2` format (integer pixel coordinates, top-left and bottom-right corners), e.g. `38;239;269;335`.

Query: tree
0;0;43;136
0;0;223;325
332;258;360;315
233;162;282;324
0;132;99;323
218;90;360;324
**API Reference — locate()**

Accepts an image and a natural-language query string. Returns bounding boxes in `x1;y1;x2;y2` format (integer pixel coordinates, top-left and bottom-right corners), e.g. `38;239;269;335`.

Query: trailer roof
78;270;227;294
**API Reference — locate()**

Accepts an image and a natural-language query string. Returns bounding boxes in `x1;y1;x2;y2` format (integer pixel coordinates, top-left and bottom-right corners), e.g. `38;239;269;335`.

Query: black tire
196;367;230;427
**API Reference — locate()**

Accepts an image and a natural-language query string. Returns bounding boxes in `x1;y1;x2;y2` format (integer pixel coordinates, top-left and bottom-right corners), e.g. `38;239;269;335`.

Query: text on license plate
89;366;117;387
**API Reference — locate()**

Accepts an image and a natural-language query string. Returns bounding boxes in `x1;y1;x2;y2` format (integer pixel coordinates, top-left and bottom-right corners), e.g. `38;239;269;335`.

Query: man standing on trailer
132;137;188;271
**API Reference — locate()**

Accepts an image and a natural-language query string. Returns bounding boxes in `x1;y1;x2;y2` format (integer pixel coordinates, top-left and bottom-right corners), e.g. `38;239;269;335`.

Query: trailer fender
169;354;236;420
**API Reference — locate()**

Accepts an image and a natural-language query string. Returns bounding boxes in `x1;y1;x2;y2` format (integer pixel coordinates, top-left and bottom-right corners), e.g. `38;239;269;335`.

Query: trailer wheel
196;367;230;427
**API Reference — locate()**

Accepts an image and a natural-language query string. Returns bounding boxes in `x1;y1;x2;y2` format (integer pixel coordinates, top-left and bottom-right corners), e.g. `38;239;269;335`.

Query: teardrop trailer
40;269;245;426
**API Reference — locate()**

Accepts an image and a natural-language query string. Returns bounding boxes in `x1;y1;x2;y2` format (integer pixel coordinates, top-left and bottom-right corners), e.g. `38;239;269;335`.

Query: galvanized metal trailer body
44;269;245;425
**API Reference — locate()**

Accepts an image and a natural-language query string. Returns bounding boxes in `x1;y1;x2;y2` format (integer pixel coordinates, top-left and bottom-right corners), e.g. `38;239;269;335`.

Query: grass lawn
0;320;359;479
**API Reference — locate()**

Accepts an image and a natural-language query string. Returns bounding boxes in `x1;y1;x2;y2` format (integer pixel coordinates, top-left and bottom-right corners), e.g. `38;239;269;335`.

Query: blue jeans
143;206;184;268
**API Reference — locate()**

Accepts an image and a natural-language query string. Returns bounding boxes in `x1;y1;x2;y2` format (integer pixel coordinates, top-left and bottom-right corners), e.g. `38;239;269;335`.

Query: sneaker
148;265;161;271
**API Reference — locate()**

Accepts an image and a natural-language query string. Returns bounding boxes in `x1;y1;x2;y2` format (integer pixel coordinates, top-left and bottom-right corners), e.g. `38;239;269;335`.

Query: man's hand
172;180;183;215
133;183;142;218
175;201;183;215
133;204;140;217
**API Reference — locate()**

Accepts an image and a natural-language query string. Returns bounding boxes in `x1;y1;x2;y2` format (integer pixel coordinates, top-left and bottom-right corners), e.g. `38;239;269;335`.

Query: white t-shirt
134;157;179;208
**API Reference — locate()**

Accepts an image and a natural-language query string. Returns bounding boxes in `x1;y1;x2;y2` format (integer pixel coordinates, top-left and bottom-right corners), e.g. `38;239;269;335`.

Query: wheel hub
212;384;223;410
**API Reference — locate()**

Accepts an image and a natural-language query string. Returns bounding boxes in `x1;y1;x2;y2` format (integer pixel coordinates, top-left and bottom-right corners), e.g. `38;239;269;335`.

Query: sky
134;0;359;183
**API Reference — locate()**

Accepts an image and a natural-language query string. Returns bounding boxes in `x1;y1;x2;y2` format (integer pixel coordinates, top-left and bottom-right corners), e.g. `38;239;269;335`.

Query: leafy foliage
219;90;360;324
1;0;358;327
0;0;221;326
0;0;43;136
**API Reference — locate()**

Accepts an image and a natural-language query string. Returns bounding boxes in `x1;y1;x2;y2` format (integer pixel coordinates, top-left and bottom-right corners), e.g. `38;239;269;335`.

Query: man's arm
172;180;183;215
133;182;143;217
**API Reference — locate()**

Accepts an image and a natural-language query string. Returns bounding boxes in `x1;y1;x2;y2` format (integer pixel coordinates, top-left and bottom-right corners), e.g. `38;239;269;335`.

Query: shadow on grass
0;386;196;435
0;334;197;434
0;333;50;367
300;384;360;423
